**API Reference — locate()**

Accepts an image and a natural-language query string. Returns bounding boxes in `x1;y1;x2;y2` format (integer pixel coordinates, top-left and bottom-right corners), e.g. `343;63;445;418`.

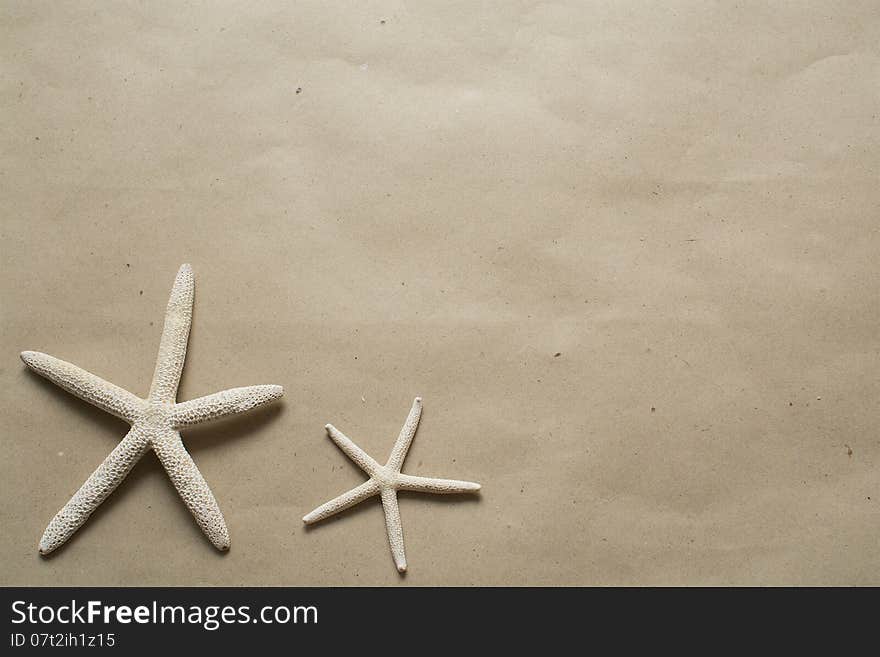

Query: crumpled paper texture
1;1;878;584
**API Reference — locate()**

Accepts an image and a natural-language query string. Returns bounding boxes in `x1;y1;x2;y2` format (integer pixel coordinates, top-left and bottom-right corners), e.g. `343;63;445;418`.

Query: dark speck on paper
553;352;561;357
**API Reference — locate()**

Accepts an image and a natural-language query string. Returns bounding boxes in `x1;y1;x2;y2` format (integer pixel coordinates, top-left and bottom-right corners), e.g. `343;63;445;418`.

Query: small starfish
21;264;283;555
303;397;481;573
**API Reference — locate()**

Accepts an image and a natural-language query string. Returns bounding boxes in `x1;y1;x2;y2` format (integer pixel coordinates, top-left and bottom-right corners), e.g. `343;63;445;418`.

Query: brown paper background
1;2;878;586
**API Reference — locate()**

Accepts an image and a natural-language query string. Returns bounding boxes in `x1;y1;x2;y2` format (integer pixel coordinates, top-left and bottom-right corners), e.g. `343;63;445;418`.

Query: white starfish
303;397;481;573
21;264;283;555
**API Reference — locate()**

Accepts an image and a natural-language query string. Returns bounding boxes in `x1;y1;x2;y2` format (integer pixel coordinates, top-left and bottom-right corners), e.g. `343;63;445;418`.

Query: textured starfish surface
303;397;481;573
21;264;283;555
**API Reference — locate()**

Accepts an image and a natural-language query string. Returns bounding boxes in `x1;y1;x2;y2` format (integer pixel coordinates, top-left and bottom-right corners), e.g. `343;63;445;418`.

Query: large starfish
21;264;283;555
303;397;481;573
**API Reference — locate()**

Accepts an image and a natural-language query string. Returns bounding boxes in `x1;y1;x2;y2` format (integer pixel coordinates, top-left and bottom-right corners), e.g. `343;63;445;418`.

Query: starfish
21;264;283;555
303;397;481;573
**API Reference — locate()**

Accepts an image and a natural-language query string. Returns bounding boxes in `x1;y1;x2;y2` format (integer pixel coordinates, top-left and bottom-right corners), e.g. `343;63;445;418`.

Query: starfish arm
386;397;422;471
148;264;194;403
38;427;150;554
302;480;380;524
21;351;144;423
324;424;382;476
380;487;407;573
171;385;284;428
152;431;230;551
396;473;482;494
